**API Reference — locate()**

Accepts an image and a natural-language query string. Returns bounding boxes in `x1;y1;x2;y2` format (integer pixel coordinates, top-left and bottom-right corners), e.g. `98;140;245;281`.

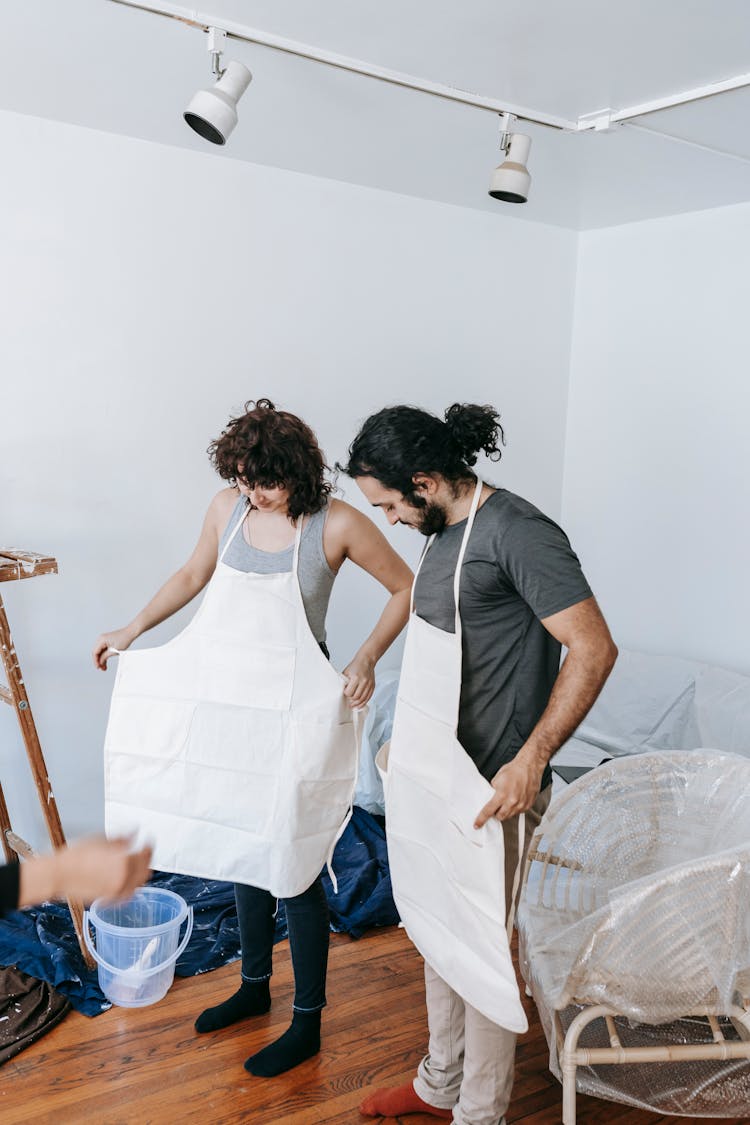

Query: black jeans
235;638;331;1013
235;876;329;1012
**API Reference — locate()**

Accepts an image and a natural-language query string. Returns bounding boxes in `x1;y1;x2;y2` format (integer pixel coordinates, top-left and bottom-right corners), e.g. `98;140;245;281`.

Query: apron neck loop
219;500;251;563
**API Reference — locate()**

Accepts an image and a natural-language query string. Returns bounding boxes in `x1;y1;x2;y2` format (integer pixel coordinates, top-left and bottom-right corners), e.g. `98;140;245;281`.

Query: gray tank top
218;499;336;643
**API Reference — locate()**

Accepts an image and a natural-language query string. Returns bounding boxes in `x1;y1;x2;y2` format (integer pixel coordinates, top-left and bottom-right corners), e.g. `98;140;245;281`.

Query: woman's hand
342;653;376;709
91;487;234;673
92;626;137;671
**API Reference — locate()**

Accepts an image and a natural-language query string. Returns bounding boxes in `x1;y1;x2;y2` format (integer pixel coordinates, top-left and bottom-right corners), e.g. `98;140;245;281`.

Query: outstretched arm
475;596;617;826
92;489;237;669
3;837;153;913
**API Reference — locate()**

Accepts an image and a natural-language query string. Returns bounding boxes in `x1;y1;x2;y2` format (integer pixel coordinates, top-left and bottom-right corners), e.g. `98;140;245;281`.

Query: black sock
244;1009;321;1077
194;979;271;1033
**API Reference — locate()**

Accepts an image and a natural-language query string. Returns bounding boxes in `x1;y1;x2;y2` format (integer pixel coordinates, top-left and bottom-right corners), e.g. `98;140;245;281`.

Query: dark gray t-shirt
414;488;592;791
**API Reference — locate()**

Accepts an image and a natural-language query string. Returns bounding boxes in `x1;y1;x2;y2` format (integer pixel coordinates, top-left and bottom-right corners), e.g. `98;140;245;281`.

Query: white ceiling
2;0;750;229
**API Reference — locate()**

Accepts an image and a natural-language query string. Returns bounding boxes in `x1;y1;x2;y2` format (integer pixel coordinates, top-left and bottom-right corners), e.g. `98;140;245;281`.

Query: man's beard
411;500;448;536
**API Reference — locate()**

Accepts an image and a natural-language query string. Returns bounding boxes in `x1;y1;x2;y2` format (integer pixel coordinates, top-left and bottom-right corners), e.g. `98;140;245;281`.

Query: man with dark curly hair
342;403;617;1125
94;399;413;1079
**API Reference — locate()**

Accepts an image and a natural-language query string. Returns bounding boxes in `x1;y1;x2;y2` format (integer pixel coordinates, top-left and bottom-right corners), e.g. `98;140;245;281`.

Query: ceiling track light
184;27;252;145
110;2;750;180
488;113;532;204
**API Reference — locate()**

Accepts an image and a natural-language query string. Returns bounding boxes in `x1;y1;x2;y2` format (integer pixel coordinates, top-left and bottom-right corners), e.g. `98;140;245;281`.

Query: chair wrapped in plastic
517;751;750;1123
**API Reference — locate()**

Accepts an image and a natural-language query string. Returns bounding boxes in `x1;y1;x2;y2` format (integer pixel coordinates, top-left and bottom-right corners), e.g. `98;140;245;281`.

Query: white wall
0;109;577;843
563;201;750;675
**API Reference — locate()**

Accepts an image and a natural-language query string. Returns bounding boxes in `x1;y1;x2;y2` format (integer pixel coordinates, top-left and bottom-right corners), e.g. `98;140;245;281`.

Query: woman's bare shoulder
326;496;367;525
205;486;242;532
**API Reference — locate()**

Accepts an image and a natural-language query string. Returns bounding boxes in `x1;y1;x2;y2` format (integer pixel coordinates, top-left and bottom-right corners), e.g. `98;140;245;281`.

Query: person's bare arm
324;500;413;708
475;596;617;826
18;837;153;908
92;488;238;670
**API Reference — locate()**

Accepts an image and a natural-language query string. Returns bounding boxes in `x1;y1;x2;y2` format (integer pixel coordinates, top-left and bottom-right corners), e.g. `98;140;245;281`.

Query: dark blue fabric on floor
0;807;398;1016
0;902;110;1016
322;807;399;938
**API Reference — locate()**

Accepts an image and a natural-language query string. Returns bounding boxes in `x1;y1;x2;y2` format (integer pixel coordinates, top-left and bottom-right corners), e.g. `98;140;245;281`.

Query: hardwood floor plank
1;926;748;1123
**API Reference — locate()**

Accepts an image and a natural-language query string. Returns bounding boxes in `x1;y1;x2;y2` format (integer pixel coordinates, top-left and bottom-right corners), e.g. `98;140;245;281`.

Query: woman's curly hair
208;399;332;520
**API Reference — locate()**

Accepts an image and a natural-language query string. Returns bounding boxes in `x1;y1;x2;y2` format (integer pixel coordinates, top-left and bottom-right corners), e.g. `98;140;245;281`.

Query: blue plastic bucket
83;887;193;1008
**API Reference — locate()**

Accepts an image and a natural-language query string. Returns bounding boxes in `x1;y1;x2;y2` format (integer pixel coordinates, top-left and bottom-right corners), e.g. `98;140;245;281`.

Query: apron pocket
105;697;196;764
281;778;354;838
109;758;280;841
117;643;199;701
289;717;357;781
199;638;296;710
178;760;279;836
187;705;288;773
390;772;506;924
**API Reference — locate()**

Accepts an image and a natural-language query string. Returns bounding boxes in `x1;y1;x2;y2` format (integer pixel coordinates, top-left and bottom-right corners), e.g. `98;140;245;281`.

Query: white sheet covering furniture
558;647;750;765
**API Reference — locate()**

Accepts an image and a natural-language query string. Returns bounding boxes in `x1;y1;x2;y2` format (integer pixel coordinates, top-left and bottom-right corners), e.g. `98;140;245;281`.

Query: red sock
359;1081;453;1119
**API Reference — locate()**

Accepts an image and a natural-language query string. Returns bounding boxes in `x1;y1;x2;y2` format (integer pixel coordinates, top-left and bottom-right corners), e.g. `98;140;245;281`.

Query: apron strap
218;500;251;563
409;536;435;614
408;476;484;619
505;812;526;942
325;706;366;894
291;515;304;578
453;477;484;634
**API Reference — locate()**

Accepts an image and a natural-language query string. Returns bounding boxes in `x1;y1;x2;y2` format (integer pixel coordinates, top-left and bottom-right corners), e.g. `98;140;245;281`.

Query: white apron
376;480;527;1032
104;505;361;898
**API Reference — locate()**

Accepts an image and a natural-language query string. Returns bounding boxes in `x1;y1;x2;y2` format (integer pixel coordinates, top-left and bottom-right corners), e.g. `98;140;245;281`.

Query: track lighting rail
110;0;750;138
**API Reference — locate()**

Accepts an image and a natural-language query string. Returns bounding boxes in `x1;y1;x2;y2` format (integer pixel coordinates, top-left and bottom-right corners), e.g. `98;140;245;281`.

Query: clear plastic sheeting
551;1009;750;1116
518;751;750;1119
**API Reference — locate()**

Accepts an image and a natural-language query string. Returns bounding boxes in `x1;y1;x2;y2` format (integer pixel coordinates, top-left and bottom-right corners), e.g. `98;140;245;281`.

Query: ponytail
443;403;505;466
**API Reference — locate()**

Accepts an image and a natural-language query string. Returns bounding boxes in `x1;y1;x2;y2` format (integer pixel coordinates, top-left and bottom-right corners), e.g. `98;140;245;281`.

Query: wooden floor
0;927;746;1124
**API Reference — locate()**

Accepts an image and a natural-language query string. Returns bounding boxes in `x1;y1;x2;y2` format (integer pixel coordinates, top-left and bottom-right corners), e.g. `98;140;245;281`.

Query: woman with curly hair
93;398;412;1078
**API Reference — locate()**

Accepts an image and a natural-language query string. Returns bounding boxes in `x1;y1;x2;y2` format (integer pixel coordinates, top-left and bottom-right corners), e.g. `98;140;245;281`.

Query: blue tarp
0;807;398;1016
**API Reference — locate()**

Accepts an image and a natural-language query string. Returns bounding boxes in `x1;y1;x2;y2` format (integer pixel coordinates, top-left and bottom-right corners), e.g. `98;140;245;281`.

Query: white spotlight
184;27;252;146
488;114;532;204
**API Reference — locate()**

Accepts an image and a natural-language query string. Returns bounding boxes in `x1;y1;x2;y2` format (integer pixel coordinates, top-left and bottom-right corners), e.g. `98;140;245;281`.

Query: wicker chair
517;751;750;1123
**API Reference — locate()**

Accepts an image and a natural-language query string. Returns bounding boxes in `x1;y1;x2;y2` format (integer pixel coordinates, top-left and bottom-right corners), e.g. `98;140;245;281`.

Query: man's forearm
475;599;617;826
517;639;618;772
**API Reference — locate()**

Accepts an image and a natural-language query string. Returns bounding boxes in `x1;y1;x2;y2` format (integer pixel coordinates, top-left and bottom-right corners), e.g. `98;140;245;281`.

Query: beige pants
413;785;552;1125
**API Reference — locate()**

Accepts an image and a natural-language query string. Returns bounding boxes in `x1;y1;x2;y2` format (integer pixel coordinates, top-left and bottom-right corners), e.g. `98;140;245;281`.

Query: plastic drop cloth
518;750;750;1116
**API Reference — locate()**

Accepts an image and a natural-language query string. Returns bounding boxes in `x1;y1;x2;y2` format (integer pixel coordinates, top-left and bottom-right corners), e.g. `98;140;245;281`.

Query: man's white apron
104;505;360;899
377;480;527;1032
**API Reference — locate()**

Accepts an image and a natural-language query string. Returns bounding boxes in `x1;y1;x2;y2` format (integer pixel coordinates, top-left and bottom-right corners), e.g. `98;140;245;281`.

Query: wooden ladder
0;548;94;966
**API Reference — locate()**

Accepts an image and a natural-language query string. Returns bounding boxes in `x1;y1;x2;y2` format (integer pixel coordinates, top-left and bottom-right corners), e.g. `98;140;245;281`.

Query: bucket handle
82;906;194;979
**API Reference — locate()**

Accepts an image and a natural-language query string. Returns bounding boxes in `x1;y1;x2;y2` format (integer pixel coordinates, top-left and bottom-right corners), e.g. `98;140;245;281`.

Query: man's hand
474;753;545;828
473;596;617;830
